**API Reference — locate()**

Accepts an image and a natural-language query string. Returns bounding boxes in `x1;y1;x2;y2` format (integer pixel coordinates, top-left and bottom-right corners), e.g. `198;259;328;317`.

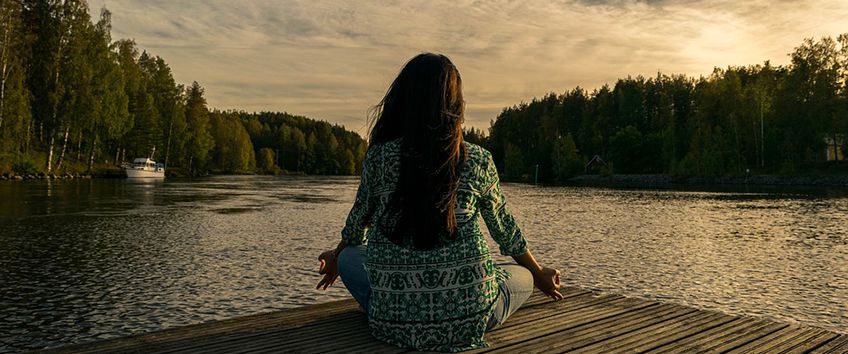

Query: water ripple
0;177;845;352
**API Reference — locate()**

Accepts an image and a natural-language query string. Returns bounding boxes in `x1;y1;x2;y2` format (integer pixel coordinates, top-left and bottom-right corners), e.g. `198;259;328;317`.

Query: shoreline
563;174;848;188
6;172;848;188
0;170;309;181
0;172;96;181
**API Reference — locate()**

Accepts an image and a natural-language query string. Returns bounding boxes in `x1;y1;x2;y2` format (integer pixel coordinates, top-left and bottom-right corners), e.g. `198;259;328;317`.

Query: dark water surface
0;176;846;352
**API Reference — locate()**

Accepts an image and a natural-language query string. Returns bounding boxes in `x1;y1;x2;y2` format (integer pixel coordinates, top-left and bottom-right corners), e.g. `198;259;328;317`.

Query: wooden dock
42;287;847;353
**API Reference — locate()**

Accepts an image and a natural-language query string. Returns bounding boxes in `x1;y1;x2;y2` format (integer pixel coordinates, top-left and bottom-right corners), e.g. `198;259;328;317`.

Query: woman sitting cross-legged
316;53;562;352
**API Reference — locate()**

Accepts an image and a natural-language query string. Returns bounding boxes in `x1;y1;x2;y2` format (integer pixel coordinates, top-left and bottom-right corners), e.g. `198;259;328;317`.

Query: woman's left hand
533;267;563;300
316;249;339;290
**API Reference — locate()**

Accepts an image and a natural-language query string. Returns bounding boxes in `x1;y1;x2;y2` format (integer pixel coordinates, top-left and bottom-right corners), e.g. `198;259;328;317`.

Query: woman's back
340;138;527;351
319;53;561;353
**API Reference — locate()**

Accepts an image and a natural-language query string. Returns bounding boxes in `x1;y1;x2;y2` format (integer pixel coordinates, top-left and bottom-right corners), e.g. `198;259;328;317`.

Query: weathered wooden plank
482;297;656;347
522;288;593;307
490;303;697;353
574;311;737;353
742;328;828;354
774;330;842;354
322;292;620;354
39;299;359;354
809;334;848;354
240;325;392;354
315;336;403;354
644;317;774;354
486;293;626;332
236;318;374;353
132;311;354;353
626;313;735;351
204;288;591;353
504;305;698;352
723;325;814;354
318;293;609;354
694;321;789;353
349;296;643;354
179;313;371;354
481;302;675;353
36;287;846;354
154;310;366;354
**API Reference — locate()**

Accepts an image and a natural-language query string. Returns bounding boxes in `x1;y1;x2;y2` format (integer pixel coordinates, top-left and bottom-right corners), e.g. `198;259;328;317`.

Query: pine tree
184;81;213;175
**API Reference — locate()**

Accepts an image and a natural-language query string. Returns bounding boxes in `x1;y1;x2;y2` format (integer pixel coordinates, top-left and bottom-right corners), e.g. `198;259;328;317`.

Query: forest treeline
471;35;848;182
0;0;365;176
3;1;847;181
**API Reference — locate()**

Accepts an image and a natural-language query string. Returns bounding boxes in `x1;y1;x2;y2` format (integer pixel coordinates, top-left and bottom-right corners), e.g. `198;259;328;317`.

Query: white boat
125;148;165;179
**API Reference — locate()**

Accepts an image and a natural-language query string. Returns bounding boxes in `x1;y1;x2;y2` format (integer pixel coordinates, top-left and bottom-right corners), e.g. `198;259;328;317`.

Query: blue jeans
337;245;534;331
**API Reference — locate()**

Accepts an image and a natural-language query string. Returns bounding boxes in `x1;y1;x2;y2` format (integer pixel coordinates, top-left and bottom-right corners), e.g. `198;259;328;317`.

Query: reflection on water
0;176;846;352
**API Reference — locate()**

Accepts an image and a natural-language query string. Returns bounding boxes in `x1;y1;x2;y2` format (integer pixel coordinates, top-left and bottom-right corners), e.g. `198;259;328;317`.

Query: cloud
90;0;848;135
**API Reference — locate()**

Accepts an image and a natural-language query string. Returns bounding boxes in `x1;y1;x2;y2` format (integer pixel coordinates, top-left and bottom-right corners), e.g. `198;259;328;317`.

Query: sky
89;0;848;135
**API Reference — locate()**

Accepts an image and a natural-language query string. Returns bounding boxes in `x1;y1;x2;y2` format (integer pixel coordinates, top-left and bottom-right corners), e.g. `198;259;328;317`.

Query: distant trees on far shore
478;35;848;182
0;0;366;176
216;110;367;175
3;1;847;180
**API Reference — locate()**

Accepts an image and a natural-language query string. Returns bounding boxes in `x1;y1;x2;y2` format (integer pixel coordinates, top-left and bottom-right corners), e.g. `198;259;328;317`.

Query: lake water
0;176;846;352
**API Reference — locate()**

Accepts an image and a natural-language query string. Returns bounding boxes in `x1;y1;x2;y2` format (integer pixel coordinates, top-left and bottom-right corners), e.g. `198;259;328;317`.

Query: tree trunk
164;111;174;168
752;105;759;169
76;130;82;161
0;13;10;131
46;30;64;166
760;100;765;168
55;126;70;170
0;16;7;129
24;118;31;153
46;131;55;173
114;145;120;166
87;139;96;173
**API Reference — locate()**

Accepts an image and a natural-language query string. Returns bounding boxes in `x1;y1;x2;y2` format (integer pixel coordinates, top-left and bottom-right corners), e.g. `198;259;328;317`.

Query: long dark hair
368;53;467;250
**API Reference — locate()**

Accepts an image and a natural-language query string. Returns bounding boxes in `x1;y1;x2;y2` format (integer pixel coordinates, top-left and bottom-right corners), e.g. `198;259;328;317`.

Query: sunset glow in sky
91;0;848;134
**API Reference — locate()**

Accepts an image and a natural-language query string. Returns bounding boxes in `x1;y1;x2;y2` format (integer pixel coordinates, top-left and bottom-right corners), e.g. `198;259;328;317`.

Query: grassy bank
0;151;124;179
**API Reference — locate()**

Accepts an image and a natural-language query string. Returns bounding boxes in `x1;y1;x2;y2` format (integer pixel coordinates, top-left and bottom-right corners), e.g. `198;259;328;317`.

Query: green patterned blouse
340;139;527;352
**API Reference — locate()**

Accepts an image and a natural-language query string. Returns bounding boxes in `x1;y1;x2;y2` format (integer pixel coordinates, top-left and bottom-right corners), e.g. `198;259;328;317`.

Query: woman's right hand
533;267;563;300
316;249;339;290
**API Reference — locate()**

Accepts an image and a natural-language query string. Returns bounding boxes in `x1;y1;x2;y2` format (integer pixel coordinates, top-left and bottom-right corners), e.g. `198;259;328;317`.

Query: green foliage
551;134;584;179
8;1;844;181
0;2;366;176
0;0;31;156
608;126;643;174
341;148;356;175
209;112;255;173
503;143;526;181
11;154;37;174
487;35;848;180
184;82;214;174
463;127;487;146
256;147;277;173
280;124;306;171
233;111;364;175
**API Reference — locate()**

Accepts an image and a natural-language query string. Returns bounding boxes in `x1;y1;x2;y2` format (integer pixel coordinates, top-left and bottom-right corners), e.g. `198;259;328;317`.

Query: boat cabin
132;158;157;169
130;158;164;172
